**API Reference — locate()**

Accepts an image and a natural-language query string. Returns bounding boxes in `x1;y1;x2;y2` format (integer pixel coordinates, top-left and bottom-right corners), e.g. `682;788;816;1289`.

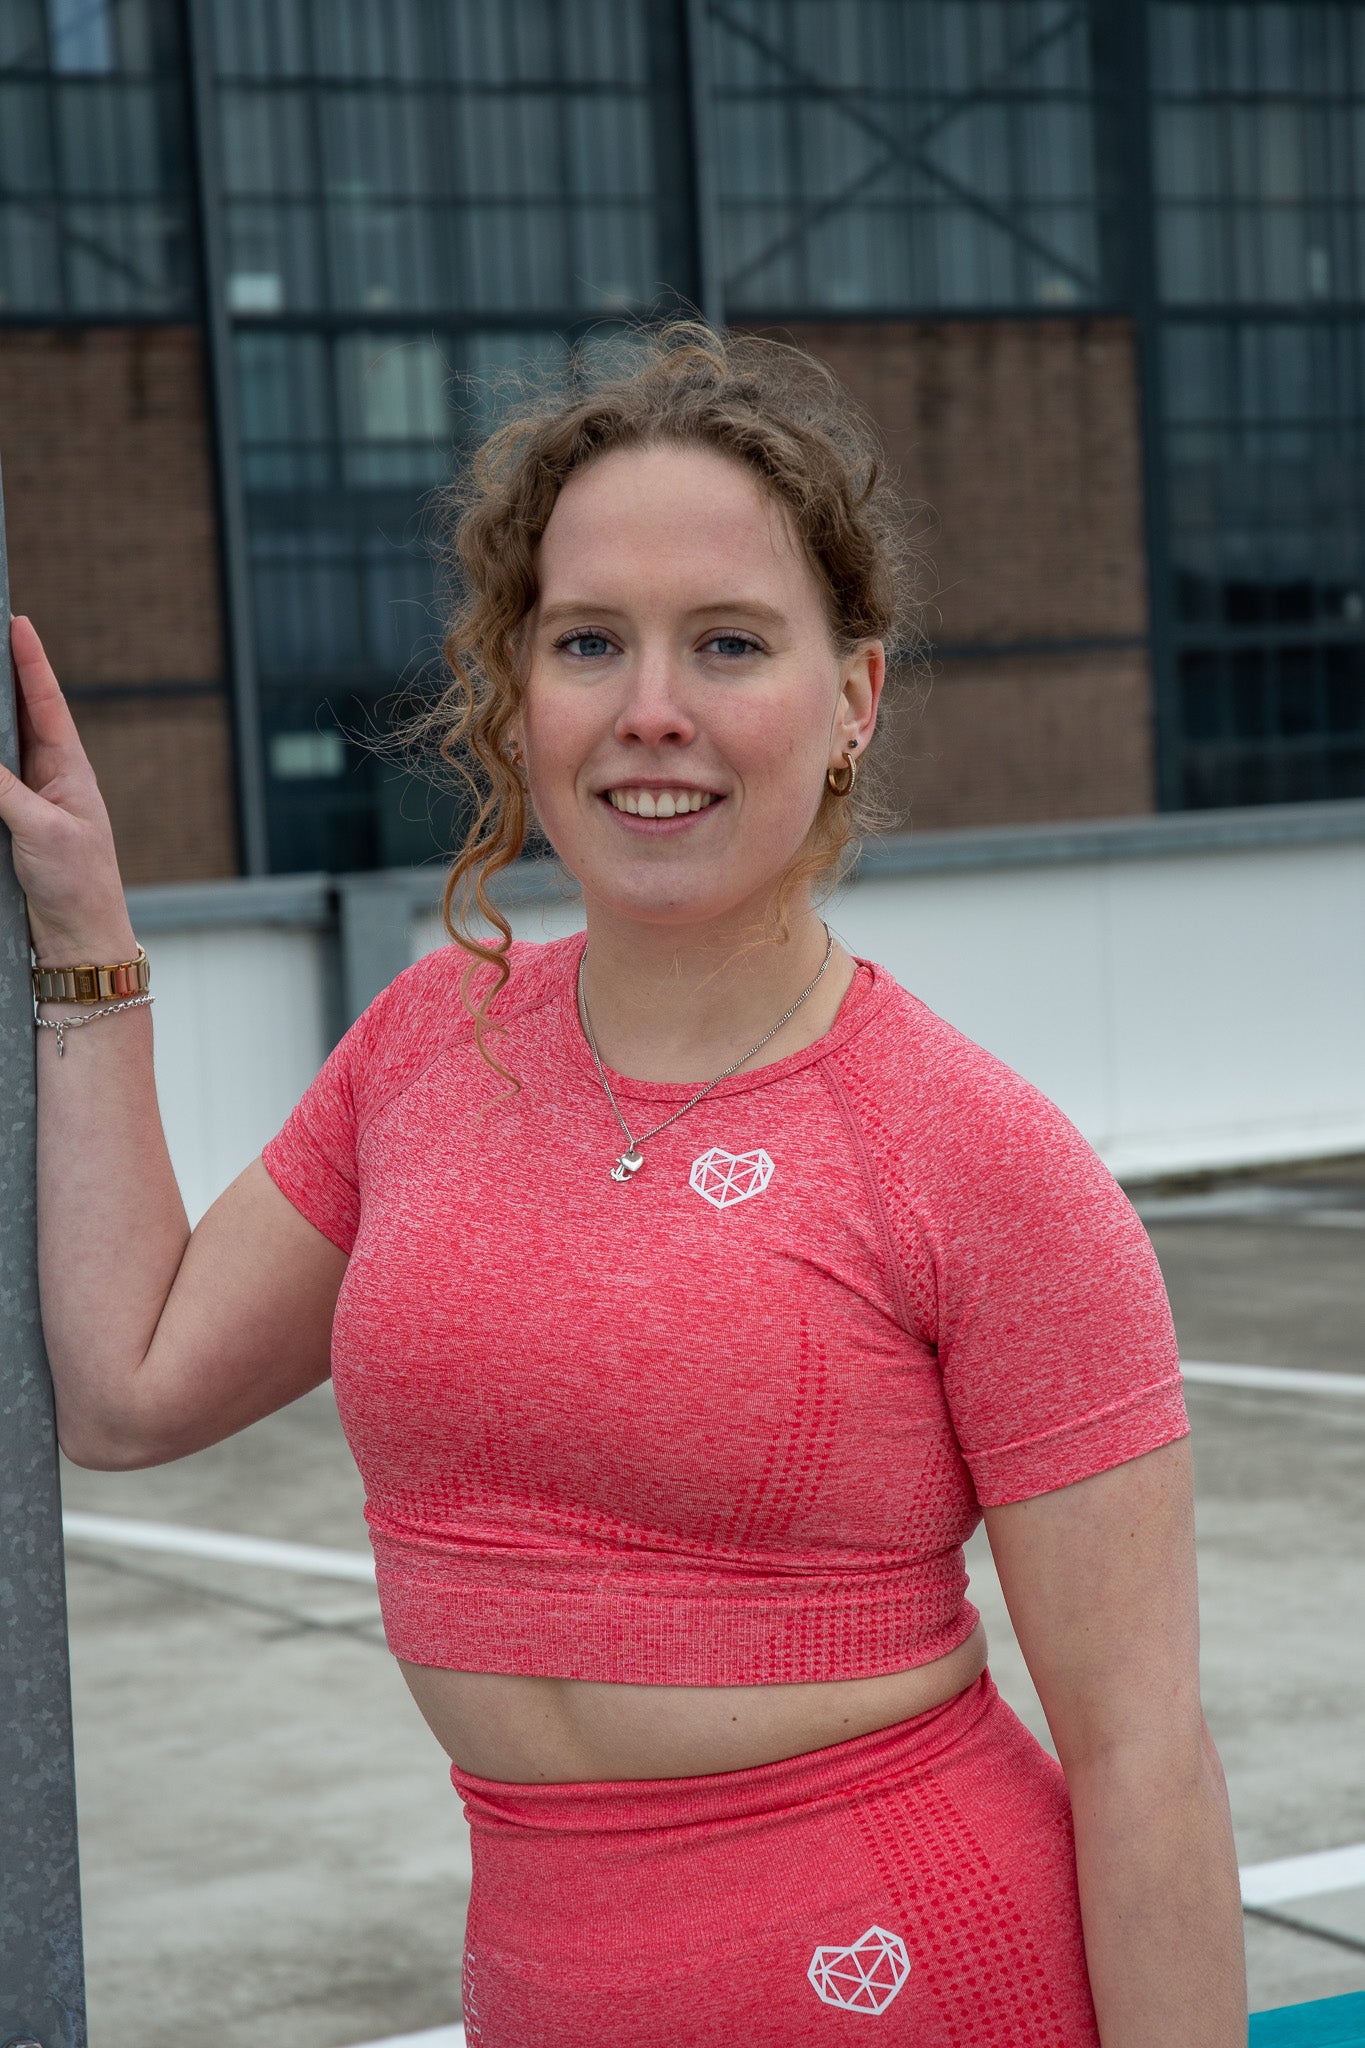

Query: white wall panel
146;925;331;1227
826;865;1118;1142
1102;843;1365;1174
830;843;1365;1177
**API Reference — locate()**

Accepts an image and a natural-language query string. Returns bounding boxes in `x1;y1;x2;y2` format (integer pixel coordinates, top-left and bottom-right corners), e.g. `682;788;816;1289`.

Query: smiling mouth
604;788;720;818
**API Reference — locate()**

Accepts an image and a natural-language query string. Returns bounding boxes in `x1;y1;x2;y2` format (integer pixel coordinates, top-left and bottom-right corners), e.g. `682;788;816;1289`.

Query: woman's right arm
3;616;345;1470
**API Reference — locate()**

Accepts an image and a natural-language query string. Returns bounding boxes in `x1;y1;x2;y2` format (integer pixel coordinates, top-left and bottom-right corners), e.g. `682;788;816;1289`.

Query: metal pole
180;0;271;876
0;460;88;2048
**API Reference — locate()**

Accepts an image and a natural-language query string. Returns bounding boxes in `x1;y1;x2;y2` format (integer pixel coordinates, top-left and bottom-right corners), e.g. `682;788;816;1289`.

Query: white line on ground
347;2029;464;2048
61;1510;377;1582
1135;1188;1327;1222
1240;1841;1365;1906
1180;1359;1365;1398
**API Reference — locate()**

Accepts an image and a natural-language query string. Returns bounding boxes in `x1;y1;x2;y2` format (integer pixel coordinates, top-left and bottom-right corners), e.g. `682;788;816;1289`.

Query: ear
829;640;885;771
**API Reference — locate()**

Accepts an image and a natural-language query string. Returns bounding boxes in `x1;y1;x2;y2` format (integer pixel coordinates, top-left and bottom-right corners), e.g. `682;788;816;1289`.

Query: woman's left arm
984;1436;1246;2047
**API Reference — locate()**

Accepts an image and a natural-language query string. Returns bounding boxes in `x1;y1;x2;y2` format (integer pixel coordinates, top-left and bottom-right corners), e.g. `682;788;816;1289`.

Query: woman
3;326;1245;2045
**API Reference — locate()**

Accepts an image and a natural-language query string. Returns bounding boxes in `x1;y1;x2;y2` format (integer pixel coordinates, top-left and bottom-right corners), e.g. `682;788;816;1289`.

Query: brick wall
883;648;1154;831
0;326;239;881
773;318;1156;829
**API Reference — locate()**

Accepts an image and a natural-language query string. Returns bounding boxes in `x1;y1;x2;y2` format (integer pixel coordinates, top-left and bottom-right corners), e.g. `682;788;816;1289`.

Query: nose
613;650;697;750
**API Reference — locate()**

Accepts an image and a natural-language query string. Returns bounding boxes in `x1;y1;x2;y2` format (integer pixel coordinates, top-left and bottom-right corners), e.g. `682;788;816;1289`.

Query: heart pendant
610;1149;644;1182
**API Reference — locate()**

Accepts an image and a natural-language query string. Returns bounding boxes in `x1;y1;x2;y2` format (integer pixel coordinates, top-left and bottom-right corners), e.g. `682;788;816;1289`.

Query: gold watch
31;943;150;1005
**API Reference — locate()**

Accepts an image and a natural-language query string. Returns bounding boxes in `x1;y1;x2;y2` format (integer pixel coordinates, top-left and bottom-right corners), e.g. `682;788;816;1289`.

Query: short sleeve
259;939;541;1258
261;1021;367;1256
259;952;446;1256
934;1087;1188;1508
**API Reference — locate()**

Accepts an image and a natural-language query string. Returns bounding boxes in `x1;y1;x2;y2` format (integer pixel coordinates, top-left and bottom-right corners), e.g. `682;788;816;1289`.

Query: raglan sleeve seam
353;961;566;1150
818;1057;943;1347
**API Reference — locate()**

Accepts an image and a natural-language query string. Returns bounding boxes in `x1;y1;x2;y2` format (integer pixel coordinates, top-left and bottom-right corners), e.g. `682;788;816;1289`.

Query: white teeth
608;788;717;816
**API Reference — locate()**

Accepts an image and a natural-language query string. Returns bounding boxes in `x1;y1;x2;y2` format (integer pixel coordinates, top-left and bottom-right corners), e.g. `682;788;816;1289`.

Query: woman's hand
1;616;137;962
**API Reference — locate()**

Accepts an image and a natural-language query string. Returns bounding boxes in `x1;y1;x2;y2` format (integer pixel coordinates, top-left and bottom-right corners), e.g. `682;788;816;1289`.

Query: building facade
2;0;1364;881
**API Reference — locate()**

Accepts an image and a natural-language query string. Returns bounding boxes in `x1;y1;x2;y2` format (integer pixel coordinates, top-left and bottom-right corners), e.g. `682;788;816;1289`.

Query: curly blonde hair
392;320;929;1073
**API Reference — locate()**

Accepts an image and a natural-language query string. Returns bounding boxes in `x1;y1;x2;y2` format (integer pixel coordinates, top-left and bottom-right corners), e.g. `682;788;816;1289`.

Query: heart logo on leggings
807;1925;911;2013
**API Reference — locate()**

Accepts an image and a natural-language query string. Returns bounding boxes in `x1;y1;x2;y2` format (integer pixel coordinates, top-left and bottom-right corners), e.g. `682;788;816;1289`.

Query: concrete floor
57;1156;1365;2047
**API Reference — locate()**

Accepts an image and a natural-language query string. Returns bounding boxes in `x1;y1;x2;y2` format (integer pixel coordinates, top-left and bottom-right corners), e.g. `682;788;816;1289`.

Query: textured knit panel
453;1674;1100;2046
259;932;1188;1684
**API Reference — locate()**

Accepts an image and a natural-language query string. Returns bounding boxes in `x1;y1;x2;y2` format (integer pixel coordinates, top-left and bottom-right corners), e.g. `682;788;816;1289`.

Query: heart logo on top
688;1147;775;1209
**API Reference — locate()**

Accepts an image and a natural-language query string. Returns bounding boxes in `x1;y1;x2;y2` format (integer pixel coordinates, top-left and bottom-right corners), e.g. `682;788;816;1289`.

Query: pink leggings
450;1672;1100;2046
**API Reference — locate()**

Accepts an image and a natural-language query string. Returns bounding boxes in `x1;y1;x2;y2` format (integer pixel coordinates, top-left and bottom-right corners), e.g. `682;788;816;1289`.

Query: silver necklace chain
577;926;836;1182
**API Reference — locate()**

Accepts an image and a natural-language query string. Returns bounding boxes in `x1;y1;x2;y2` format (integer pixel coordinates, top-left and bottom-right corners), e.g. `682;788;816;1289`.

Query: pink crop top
260;932;1188;1686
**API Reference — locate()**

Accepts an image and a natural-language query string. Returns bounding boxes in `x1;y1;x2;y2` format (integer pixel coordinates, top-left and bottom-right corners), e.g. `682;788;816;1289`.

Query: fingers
0;743;59;838
1;617;88;836
9;616;83;751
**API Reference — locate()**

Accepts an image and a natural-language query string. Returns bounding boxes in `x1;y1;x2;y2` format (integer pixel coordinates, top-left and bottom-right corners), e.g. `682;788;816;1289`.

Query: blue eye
560;632;615;659
706;634;761;657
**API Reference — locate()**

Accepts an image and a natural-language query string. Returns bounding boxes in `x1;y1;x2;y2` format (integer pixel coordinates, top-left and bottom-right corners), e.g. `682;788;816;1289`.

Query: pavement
55;1154;1365;2047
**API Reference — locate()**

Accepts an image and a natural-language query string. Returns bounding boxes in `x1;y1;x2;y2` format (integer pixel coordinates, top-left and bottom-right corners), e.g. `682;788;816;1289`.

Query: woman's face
517;443;883;931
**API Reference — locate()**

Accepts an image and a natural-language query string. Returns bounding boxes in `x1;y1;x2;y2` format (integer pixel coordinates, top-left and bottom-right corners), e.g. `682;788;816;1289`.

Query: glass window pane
236;330;331;447
220;89;315;198
47;0;115;75
211;0;307;79
0;203;60;309
323;201;441;313
226;201;323;312
1153;107;1218;204
0;1;45;69
57;82;168;197
64;200;185;310
0;82;53;192
713;0;1102;316
0;5;193;314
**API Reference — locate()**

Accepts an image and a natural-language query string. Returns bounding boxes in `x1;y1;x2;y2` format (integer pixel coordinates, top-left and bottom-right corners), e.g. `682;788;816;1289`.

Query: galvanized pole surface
0;460;88;2047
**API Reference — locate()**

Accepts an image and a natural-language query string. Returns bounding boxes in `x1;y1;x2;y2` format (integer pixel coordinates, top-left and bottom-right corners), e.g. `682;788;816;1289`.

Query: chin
584;863;801;933
585;881;731;927
547;811;812;928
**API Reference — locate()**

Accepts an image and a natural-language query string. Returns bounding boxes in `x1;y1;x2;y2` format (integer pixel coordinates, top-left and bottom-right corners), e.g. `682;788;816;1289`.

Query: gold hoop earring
826;750;857;797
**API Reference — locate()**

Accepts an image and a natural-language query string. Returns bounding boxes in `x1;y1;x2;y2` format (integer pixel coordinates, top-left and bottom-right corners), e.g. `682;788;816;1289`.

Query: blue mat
1250;1991;1365;2044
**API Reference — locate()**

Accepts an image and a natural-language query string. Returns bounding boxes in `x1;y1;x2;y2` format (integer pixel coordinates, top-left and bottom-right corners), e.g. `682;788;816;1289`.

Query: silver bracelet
35;991;154;1057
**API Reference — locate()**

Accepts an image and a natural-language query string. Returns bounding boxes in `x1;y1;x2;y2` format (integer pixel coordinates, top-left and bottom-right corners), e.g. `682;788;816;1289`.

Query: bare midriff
395;1619;989;1783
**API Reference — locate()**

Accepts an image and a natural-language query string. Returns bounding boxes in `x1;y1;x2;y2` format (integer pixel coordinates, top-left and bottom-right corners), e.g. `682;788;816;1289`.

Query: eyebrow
536;598;790;629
